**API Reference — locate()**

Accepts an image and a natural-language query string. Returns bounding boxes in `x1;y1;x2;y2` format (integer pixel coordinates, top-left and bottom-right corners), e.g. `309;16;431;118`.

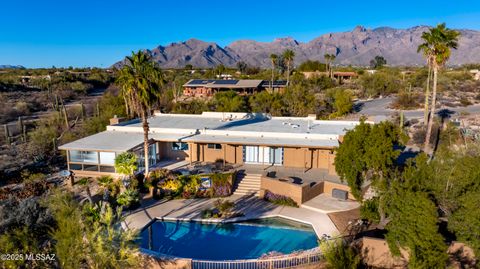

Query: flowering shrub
264;190;298;207
210;172;234;197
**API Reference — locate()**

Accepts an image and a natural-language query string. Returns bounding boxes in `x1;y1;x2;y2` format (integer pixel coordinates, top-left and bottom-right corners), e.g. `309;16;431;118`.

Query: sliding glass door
244;146;283;165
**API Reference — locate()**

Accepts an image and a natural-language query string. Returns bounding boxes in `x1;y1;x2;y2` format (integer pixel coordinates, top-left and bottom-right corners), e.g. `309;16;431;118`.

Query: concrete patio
123;194;342;238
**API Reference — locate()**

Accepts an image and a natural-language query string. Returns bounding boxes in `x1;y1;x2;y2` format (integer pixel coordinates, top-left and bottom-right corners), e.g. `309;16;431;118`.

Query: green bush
360;197;380;223
320;239;361;269
116;189;140;209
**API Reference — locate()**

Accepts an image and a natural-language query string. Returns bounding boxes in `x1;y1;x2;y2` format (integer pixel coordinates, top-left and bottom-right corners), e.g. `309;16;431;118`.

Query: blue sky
1;0;479;68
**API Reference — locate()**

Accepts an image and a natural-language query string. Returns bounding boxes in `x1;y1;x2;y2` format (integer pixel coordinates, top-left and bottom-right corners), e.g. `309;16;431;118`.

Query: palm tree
324;54;336;78
270;54;278;89
417;23;460;153
116;51;163;176
282;49;295;85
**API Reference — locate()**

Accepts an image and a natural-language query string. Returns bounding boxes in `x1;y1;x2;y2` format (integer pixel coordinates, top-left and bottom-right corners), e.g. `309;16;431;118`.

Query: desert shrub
116;188;140;209
391;91;423;109
460;97;472;106
264;190;298;207
326;88;354;117
213;199;235;217
0;196;53;234
320;238;361;269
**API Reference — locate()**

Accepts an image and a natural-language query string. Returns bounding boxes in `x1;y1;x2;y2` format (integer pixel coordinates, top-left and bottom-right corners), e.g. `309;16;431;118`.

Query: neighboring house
59;112;365;202
301;71;357;83
182;79;287;97
469;69;480;81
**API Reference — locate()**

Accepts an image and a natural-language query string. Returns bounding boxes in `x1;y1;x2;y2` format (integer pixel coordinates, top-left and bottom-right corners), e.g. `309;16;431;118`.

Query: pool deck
123;194;346;238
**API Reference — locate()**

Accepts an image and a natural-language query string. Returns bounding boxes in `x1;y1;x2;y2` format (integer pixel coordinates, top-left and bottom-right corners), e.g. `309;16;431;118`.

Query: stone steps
233;173;262;196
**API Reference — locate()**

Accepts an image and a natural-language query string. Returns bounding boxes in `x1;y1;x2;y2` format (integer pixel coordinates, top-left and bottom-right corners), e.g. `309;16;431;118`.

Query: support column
223;144;226;167
189;143;193;165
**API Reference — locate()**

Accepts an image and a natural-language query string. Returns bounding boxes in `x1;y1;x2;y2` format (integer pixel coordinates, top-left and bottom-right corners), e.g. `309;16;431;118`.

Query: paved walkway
123;194;339;237
301;193;360;213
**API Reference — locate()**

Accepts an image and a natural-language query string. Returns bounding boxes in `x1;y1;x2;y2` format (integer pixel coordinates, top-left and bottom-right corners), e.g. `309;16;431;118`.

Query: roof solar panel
213;80;239;85
187;79;216;85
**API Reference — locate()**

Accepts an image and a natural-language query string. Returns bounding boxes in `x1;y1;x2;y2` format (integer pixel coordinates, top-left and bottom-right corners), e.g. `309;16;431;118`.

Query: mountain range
114;26;480;68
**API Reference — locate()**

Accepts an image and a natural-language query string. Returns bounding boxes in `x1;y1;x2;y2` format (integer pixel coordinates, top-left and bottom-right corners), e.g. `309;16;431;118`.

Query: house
59;112;365;202
301;71;357;83
470;69;480;81
182;79;287;97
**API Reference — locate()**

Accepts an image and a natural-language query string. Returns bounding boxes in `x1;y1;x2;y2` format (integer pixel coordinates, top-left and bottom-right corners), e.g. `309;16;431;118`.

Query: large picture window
243;146;283;165
68;150;98;163
99;152;115;165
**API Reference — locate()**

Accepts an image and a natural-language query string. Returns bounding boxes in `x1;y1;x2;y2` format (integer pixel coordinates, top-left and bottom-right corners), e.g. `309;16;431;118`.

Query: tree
417;23;460;153
335;121;403;225
384;181;448;268
236;61;247;74
270;54;278;89
282;84;316;116
297;60;327;72
324;54;336;78
248;91;283;115
326;88;353;117
116;51;164;176
114;152;138;179
370;55;387;69
282;49;295;85
213;91;247;112
48;190;143;269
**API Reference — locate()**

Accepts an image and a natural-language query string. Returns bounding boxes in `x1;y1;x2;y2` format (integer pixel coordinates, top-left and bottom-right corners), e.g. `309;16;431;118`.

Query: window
69;150;83;162
172;142;188;151
207;143;222;150
99;152;115;165
68;150;98;163
172;142;189;151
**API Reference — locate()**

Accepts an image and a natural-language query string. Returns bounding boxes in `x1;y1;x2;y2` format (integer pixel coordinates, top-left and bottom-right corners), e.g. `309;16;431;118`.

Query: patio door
244;146;283;165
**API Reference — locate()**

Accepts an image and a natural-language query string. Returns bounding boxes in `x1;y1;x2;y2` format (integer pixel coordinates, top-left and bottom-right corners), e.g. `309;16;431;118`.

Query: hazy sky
1;0;479;68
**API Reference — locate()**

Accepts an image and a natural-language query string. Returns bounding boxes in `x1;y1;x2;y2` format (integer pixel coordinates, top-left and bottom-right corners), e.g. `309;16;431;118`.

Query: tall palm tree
417;23;460;153
270;54;278;90
116;51;163;176
282;49;295;85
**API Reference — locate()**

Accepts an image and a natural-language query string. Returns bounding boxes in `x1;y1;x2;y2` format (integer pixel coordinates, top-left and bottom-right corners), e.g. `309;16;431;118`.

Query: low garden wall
260;176;356;205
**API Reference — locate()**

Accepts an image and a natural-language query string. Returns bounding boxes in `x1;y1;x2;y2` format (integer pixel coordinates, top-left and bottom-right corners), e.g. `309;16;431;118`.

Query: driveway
355;96;480;122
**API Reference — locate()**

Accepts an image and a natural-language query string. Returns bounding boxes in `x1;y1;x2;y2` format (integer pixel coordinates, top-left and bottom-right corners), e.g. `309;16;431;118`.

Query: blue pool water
139;217;318;260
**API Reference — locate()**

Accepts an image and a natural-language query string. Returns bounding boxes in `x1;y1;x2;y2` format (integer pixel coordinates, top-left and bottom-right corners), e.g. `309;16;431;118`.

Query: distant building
301;71;357;83
470;69;480;81
182;79;287;97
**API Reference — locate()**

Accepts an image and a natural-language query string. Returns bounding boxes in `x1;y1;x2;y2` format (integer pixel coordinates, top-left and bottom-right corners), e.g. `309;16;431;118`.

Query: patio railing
191;248;323;269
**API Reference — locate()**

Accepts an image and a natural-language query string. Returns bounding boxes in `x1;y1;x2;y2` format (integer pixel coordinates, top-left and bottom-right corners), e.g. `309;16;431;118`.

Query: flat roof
60;112;361;152
59;131;192;151
184;79;263;88
111;112;357;137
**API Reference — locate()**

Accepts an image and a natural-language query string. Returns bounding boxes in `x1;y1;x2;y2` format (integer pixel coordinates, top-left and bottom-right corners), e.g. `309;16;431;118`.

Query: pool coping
139;213;324;237
137;214;326;261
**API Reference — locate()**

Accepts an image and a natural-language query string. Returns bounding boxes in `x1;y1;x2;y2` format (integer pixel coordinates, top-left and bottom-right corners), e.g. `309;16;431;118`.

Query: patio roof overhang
181;134;339;148
58;131;193;152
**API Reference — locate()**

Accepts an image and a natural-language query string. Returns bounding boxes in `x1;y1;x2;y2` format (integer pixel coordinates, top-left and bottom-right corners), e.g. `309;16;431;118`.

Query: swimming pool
139;217;318;260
